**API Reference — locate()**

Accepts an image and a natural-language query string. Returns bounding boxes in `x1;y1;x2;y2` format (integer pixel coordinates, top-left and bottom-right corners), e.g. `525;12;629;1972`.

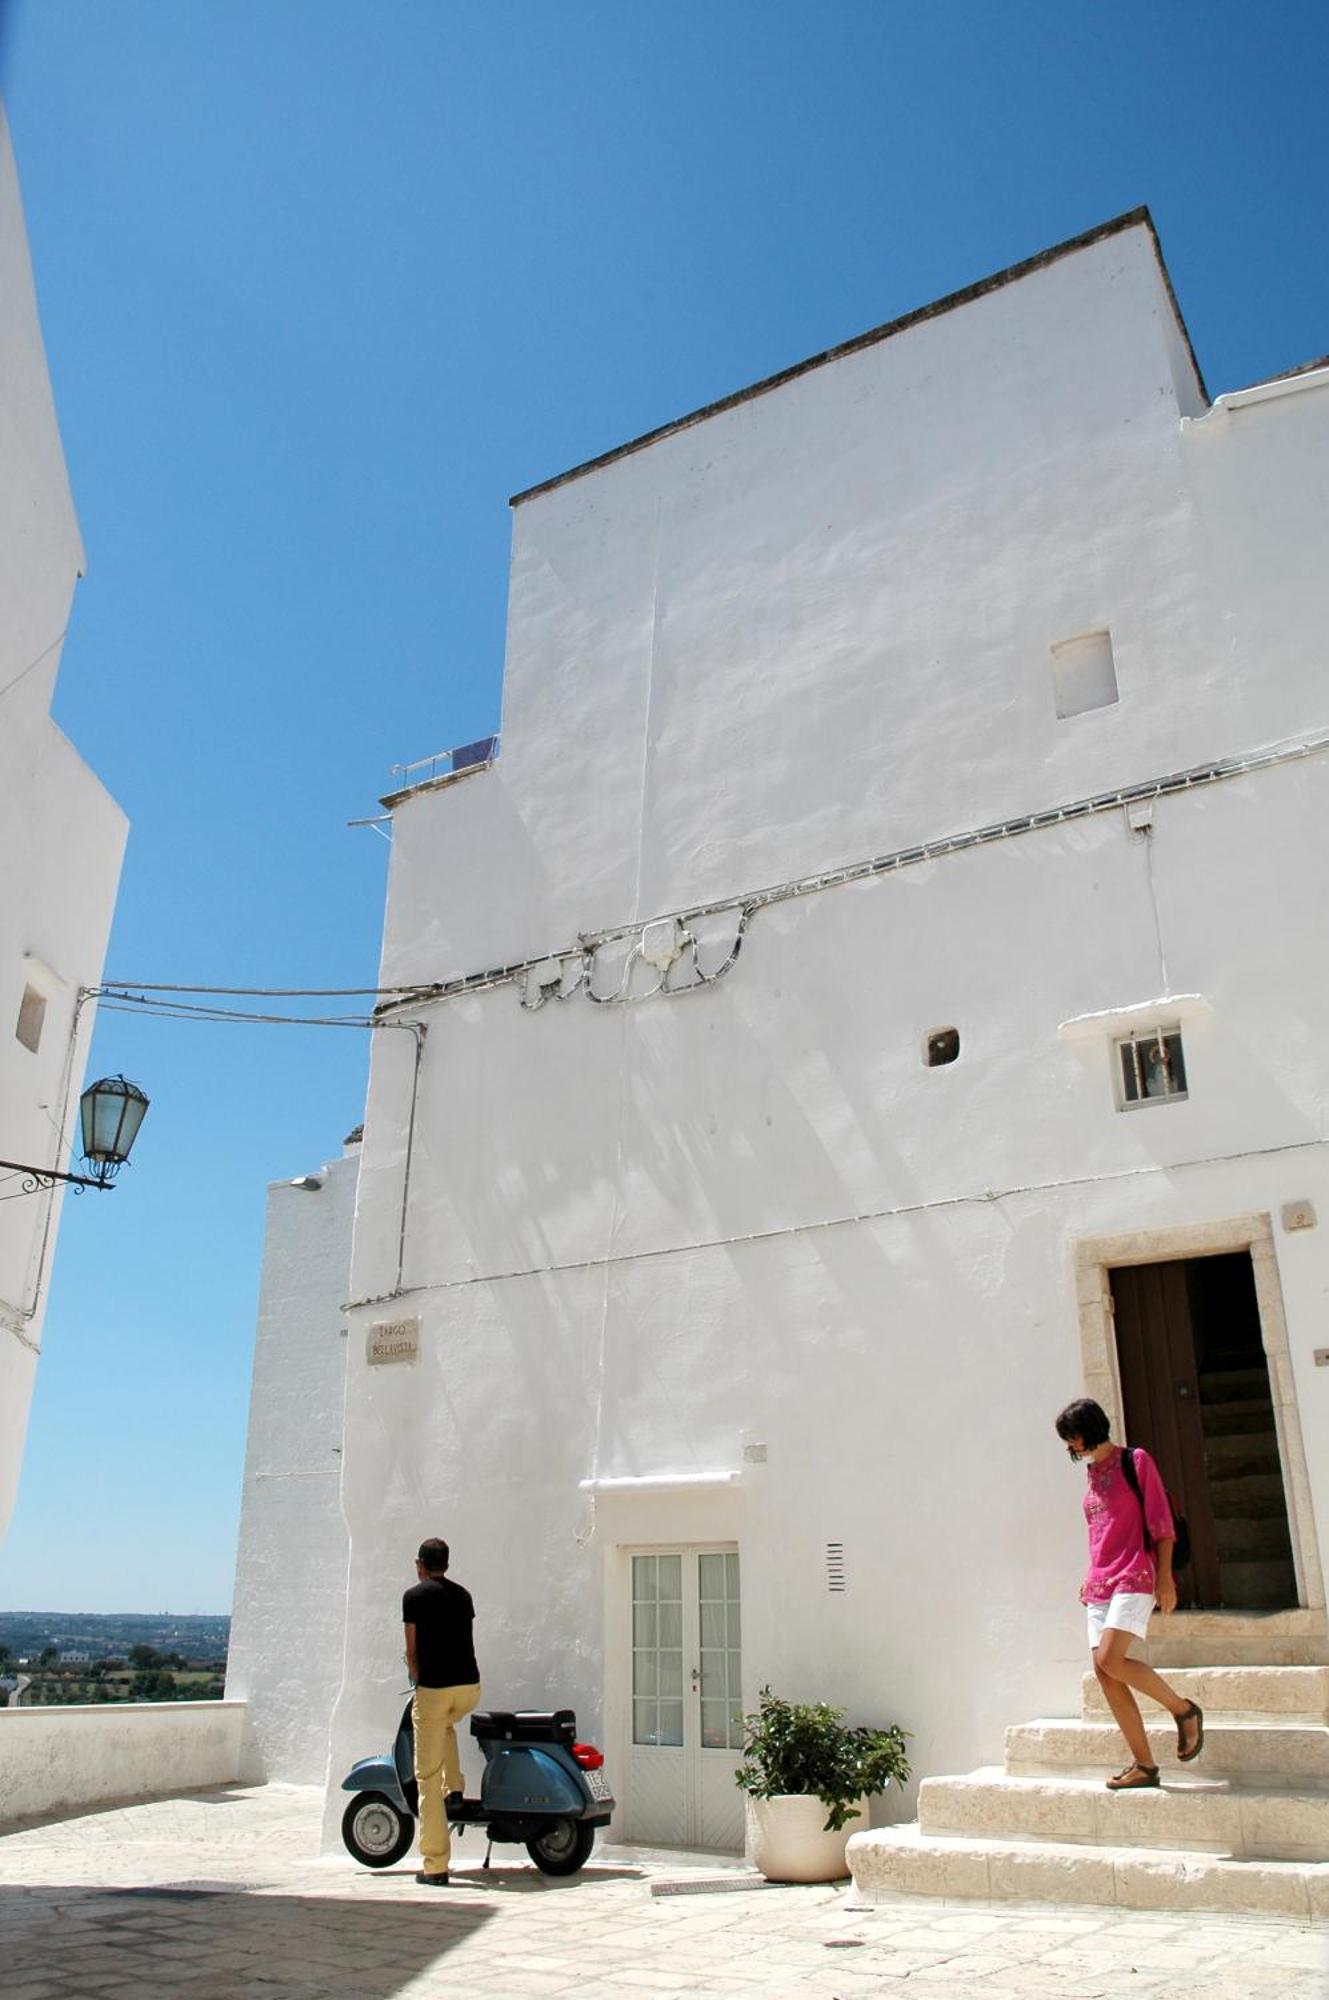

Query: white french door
623;1545;744;1852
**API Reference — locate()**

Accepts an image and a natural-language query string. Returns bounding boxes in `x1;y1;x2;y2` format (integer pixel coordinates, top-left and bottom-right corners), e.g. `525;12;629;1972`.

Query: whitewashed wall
0;106;127;1544
321;218;1329;1844
226;1143;357;1782
0;1702;250;1828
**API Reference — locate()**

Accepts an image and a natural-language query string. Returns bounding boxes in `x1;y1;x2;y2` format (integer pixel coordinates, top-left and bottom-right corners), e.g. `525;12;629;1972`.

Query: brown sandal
1177;1701;1205;1762
1106;1762;1160;1790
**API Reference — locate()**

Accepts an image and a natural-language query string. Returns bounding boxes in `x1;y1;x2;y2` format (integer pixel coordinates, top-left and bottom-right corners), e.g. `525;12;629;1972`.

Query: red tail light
572;1742;604;1770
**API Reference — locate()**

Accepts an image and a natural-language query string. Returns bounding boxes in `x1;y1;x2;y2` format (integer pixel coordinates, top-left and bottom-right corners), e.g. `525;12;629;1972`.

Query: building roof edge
510;206;1206;508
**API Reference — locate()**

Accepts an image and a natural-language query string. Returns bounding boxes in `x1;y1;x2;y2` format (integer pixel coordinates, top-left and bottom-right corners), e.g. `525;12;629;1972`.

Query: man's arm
403;1623;418;1684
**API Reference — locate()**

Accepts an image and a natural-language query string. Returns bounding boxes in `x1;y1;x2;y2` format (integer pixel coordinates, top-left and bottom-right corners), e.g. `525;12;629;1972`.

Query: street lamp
0;1075;150;1194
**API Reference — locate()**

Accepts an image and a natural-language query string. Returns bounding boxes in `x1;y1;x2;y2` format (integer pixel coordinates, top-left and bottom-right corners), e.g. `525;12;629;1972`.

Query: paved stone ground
0;1784;1325;1999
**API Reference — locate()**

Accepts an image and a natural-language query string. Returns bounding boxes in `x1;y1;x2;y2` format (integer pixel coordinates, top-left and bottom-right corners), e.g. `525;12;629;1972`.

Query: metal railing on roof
388;733;500;789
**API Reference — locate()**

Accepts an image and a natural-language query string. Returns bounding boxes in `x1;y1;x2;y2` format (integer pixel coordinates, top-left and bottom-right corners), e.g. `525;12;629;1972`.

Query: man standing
402;1537;481;1886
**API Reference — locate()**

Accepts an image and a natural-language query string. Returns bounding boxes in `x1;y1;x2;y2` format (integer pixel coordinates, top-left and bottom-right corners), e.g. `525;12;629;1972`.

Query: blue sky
1;2;1325;1613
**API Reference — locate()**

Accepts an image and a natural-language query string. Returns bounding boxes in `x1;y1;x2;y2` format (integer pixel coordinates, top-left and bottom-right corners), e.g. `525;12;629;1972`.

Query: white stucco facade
232;210;1329;1851
225;1140;358;1783
0;105;128;1544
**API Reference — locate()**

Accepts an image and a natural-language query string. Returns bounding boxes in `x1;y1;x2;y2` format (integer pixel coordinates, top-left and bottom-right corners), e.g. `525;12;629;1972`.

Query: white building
226;1136;358;1784
0;105;128;1545
237;208;1329;1869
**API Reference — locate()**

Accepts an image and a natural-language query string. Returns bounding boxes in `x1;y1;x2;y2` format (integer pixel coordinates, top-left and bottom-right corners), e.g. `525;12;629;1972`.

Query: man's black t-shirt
402;1576;479;1689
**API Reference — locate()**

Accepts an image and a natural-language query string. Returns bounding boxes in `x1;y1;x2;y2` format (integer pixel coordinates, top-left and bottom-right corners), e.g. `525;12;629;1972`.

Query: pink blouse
1081;1445;1175;1603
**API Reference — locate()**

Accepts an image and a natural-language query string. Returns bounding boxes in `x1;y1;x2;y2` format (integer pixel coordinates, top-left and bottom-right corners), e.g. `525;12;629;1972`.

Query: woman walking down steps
1055;1398;1205;1790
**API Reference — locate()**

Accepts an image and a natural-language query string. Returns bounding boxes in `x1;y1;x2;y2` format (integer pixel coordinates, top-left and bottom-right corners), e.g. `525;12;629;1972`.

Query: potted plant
735;1686;910;1883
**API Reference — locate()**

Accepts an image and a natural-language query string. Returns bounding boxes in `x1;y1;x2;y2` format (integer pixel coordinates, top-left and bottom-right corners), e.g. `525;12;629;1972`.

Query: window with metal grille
1117;1028;1187;1108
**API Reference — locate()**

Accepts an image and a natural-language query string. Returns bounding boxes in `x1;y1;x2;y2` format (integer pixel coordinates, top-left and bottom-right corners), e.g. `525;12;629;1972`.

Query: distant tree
38;1646;58;1667
128;1644;160;1668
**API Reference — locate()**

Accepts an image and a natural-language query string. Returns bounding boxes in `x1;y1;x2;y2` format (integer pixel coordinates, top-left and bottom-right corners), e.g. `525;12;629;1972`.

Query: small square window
15;985;46;1054
1051;629;1119;719
1117;1028;1187;1108
925;1027;960;1067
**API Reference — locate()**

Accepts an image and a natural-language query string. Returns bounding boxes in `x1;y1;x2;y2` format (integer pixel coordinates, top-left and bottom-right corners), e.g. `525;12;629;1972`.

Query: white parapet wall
0;1702;251;1828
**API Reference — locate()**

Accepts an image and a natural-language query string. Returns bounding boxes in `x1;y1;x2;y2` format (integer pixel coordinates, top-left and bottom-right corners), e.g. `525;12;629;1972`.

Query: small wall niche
15;984;46;1054
924;1027;960;1068
1050;629;1119;719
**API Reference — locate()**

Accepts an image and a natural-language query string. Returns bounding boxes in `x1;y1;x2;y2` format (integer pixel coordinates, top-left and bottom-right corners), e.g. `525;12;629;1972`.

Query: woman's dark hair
417;1537;450;1574
1055;1398;1111;1447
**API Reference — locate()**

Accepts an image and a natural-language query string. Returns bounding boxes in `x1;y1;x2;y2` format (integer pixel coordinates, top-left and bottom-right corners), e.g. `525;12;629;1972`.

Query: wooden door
1109;1262;1222;1608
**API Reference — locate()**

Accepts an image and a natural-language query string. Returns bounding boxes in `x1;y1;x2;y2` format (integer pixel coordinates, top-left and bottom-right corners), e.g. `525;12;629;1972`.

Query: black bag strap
1118;1444;1154;1552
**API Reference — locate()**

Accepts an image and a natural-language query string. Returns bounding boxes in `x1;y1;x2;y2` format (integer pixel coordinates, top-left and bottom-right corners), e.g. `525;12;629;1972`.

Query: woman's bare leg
1092;1653;1153;1769
1095;1628;1201;1757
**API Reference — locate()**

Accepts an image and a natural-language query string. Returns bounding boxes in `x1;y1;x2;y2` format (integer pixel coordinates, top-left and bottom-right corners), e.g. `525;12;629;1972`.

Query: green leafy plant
734;1686;910;1832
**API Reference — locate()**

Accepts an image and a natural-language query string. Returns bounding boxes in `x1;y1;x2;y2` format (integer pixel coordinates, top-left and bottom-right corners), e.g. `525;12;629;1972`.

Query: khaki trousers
413;1681;481;1874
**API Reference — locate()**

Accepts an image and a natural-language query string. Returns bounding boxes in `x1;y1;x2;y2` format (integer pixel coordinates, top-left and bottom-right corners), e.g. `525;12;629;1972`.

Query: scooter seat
470;1708;577;1744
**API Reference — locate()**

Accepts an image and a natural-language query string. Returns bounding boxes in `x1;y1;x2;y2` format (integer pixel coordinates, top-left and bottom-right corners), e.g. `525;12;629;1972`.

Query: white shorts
1086;1592;1154;1648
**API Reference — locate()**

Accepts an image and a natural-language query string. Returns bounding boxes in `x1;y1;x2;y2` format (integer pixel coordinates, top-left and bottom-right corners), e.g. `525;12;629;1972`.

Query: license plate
586;1766;613;1803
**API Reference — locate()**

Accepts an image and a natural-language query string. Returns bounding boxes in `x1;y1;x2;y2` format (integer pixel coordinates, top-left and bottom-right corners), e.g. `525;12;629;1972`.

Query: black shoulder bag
1120;1445;1191;1572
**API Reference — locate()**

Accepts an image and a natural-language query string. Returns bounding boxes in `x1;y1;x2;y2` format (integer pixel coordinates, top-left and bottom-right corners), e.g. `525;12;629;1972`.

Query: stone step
1204;1431;1282;1477
1201;1368;1275;1404
1205;1471;1288;1517
1203;1398;1279;1438
1218;1558;1299;1609
1141;1607;1327;1668
1006;1718;1329;1784
1081;1665;1329;1722
918;1768;1329;1860
1215;1515;1294;1561
847;1822;1329;1921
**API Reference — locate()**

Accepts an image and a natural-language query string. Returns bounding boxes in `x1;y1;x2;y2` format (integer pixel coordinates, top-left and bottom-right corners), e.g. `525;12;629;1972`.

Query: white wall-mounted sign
367;1315;420;1366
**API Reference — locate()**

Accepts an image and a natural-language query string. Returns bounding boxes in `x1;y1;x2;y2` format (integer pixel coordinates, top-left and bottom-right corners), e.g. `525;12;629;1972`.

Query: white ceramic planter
744;1793;869;1883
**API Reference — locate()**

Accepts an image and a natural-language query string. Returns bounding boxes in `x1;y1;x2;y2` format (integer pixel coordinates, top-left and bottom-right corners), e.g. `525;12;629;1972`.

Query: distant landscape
0;1612;229;1705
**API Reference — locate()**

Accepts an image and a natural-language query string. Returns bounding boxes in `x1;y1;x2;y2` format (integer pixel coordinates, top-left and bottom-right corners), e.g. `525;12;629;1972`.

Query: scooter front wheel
526;1817;596;1877
342;1792;415;1869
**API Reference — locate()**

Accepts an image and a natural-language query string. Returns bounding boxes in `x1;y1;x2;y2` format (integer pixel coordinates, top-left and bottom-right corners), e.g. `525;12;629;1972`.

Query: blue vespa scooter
341;1702;614;1877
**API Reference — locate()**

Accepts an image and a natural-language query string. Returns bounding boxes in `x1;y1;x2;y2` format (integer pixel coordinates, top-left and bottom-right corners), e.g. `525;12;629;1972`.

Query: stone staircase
1200;1356;1297;1609
848;1614;1329;1920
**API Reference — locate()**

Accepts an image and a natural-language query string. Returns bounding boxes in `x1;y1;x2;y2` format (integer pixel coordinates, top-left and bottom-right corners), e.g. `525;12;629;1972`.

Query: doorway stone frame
1073;1210;1324;1613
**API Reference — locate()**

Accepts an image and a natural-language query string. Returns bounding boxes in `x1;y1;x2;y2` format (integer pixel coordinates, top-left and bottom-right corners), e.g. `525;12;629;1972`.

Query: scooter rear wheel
526;1817;596;1877
342;1792;415;1869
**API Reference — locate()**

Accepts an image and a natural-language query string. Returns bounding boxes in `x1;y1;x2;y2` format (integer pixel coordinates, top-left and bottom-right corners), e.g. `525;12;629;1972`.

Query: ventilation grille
826;1542;846;1593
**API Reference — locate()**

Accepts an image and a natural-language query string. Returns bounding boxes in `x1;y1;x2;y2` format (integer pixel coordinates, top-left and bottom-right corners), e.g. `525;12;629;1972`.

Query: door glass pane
658;1699;684;1747
698;1552;725;1598
700;1699;728;1749
698;1549;742;1753
700;1601;725;1648
633;1552;683;1748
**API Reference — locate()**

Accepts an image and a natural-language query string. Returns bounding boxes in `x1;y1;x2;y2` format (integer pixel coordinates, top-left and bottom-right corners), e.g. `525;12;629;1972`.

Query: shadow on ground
0;1883;498;1999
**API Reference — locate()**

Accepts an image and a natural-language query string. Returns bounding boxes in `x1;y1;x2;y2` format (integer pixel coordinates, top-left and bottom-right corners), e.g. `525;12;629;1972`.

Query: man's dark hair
417;1537;450;1575
1054;1398;1111;1447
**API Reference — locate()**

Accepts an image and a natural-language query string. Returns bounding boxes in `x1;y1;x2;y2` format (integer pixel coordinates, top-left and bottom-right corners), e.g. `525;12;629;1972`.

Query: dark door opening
1109;1252;1297;1612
